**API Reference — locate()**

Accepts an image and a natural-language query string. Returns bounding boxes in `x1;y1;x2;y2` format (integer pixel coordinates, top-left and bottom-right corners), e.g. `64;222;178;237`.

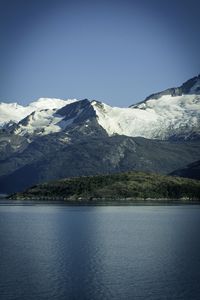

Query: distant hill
170;160;200;180
9;171;200;203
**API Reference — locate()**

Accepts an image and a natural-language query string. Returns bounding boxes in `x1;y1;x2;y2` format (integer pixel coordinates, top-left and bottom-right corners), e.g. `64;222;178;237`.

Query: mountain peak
12;99;99;137
0;98;78;126
142;74;200;102
57;99;96;121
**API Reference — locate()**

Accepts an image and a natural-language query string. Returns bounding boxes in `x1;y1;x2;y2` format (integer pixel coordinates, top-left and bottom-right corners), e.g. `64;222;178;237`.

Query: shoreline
1;198;200;206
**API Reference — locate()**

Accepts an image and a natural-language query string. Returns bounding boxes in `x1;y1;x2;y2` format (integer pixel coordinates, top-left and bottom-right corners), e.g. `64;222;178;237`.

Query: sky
0;0;200;107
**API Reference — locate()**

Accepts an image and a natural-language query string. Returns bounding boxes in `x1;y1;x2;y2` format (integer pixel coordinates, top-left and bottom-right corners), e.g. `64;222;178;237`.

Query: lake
0;205;200;300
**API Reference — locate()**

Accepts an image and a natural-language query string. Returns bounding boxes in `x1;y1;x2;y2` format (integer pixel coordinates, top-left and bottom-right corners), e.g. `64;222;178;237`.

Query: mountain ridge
1;75;200;140
0;75;200;194
140;74;200;102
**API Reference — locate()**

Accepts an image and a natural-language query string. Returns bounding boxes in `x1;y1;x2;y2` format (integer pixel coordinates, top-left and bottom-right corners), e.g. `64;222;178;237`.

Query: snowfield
92;94;200;139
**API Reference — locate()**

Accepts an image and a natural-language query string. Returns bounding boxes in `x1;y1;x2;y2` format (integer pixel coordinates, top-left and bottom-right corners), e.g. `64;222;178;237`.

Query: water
0;205;200;300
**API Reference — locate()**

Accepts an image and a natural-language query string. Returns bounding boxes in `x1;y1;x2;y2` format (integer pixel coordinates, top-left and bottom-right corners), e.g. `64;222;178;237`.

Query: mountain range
1;75;200;194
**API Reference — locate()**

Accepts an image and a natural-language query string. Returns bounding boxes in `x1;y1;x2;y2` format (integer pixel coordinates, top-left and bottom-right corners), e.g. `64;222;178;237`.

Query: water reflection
0;206;200;299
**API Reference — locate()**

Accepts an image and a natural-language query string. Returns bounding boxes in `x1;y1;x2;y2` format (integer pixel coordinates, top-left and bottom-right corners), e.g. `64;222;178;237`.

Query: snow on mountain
14;109;67;136
90;75;200;139
28;98;77;110
0;102;32;126
1;76;200;140
92;93;200;139
0;98;77;126
14;99;91;136
92;101;159;139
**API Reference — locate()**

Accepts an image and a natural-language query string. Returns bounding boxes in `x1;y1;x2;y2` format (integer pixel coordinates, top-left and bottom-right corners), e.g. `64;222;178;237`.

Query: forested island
8;171;200;204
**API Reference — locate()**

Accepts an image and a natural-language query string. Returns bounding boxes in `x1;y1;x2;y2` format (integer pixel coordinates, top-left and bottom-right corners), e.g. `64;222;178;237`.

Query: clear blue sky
1;0;200;107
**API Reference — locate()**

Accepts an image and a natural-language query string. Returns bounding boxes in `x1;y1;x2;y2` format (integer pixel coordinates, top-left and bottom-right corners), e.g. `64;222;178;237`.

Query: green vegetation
9;171;200;203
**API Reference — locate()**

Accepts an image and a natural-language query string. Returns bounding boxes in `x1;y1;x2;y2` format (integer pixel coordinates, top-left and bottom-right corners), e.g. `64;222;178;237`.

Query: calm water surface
0;205;200;300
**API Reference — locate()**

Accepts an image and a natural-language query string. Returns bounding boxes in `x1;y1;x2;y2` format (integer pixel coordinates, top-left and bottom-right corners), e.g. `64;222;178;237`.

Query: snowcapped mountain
92;75;200;140
12;99;97;137
0;98;77;127
0;75;200;193
92;93;200;140
1;75;200;140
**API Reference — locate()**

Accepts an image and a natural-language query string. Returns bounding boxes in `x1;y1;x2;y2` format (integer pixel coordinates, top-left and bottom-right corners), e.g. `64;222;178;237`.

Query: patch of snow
14;109;66;136
59;136;71;143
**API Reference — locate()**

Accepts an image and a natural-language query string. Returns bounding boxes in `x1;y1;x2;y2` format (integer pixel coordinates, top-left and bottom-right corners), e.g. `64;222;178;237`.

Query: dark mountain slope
1;135;200;194
170;160;200;180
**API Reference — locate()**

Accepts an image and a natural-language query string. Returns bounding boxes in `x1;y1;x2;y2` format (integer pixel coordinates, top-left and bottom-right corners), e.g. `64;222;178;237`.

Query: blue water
0;205;200;300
